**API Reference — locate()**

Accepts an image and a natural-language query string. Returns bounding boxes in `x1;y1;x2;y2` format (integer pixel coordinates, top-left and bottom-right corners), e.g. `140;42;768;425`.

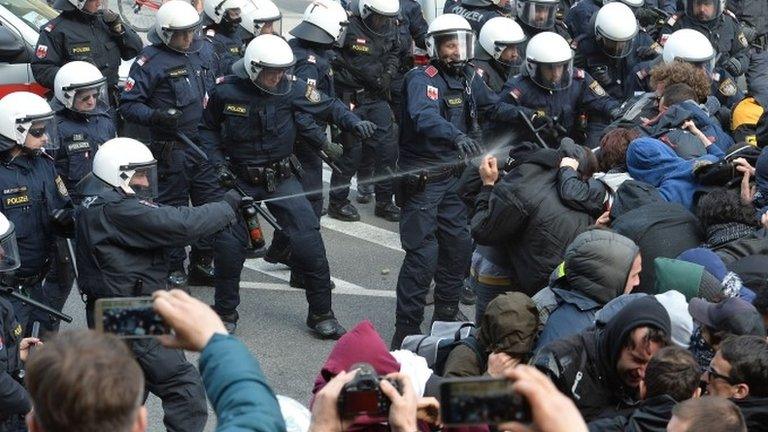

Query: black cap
688;297;767;337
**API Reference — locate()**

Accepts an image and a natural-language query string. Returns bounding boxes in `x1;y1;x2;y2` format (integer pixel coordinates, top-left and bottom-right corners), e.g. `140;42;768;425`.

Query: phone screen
94;297;170;338
440;377;531;426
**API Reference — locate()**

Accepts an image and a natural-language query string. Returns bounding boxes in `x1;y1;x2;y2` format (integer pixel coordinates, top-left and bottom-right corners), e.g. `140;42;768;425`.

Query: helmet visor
253;65;295;95
518;1;557;29
125;162;158;201
431;30;475;64
64;81;110;114
686;0;721;21
362;13;395;36
495;41;524;66
255;16;282;36
164;24;203;52
15;114;59;153
0;224;20;272
527;59;573;90
599;36;634;58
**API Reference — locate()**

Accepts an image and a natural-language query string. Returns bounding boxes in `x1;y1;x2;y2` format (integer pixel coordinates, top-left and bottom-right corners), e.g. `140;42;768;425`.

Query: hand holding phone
95;297;170;338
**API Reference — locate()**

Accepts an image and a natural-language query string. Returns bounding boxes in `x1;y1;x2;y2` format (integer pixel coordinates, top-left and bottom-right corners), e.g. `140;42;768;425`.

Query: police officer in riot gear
199;35;376;339
500;31;620;148
573;2;651;99
52;61;117;202
516;0;570;40
391;14;524;348
329;0;401;223
659;0;750;79
239;0;283;44
202;0;247;79
442;0;508;35
475;17;527;92
76;138;241;432
32;0;143;107
565;0;644;40
121;1;244;328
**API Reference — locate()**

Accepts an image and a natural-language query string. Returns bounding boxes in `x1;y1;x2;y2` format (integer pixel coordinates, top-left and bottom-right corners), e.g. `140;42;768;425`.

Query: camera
440;377;531;426
337;362;402;419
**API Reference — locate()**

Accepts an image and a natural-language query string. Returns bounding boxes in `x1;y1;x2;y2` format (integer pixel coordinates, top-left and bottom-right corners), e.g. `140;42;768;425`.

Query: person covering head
53;61;110;115
477;292;539;356
0;91;59;155
689;297;767;338
524;31;574;91
677;248;743;298
148;0;203;52
425;14;475;74
91;137;158;201
233;34;296;95
654;258;724;301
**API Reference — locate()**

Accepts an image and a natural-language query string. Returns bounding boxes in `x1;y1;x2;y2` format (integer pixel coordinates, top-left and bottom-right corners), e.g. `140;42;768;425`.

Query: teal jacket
200;334;287;432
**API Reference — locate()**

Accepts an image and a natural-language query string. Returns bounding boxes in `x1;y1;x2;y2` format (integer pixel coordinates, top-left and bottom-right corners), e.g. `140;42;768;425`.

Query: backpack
400;321;486;376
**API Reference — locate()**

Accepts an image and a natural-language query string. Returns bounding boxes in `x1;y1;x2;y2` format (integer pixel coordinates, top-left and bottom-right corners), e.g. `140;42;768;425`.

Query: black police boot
460;279;476;305
374;202;401;222
290;271;335;290
431;303;469;326
328;202;360;222
264;239;292;266
216;309;239;334
356;193;373;204
167;269;188;288
356;183;374;204
187;252;215;286
307;311;347;340
390;324;422;350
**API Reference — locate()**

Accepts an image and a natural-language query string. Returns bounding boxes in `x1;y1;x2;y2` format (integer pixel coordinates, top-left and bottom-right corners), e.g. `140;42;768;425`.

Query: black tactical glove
635;7;661;28
379;73;392;101
591;65;612;88
531;112;555;131
101;9;125;35
741;24;757;44
353;120;377;139
150;108;182;129
222;189;243;213
722;57;744;77
51;208;75;236
216;165;235;189
635;45;659;60
322;141;344;161
454;134;482;160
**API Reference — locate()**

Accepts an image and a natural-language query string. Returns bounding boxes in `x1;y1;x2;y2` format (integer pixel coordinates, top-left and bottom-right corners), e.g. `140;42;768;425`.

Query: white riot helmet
150;0;202;48
683;0;725;22
604;0;643;11
478;17;526;66
662;28;715;72
54;61;109;114
240;0;283;37
525;31;574;90
239;34;296;95
289;0;349;45
594;3;638;58
426;14;475;71
358;0;399;36
0;92;58;153
92;138;158;200
516;0;559;30
204;0;246;24
0;212;20;272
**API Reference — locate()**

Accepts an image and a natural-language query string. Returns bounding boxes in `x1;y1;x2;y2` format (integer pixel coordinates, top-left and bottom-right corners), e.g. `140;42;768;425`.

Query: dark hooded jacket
471;144;594;295
609;181;704;293
586;394;678;432
534;230;640;351
644;101;732;157
532;296;671;422
443;292;539;378
733;396;768;432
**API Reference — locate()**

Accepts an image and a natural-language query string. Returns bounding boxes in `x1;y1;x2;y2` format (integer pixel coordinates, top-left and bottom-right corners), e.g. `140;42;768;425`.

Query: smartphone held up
94;297;170;338
440;376;531;426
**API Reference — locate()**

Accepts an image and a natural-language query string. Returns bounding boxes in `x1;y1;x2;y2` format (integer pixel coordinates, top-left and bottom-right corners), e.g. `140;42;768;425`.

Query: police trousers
394;176;472;327
294;139;324;219
329;99;396;206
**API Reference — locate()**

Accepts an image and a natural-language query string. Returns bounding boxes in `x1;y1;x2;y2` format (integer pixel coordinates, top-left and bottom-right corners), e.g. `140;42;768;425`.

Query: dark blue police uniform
573;32;654;99
199;72;362;319
442;0;505;35
394;62;522;343
0;296;29;432
203;25;244;79
120;40;243;315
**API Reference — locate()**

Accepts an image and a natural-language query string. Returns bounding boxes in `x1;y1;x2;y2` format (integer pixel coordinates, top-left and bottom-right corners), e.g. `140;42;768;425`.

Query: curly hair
695;188;760;229
598;128;641;172
649;61;711;103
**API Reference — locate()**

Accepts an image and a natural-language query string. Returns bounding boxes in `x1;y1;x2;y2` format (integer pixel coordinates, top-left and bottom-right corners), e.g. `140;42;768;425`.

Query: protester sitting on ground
607;181;704;293
24;290;285;432
704;336;768;431
443;292;539;378
532;229;641;351
666;396;747;432
556;149;609;219
532;296;671;421
587;346;701;432
594;127;640;196
695;188;766;261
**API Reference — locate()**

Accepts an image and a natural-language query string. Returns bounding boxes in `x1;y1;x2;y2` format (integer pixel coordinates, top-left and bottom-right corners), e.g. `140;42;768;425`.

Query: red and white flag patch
356;38;366;44
427;85;439;100
35;45;48;59
124;77;135;92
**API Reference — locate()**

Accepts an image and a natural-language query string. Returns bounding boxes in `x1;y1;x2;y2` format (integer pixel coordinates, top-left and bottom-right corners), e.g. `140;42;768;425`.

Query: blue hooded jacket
626;137;719;210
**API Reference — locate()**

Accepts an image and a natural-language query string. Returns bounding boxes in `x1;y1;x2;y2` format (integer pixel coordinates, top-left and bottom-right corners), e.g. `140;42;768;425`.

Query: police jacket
727;0;768;39
499;69;619;139
659;12;750;77
573;33;653;99
442;0;504;35
0;152;72;276
0;297;28;421
564;0;600;41
75;188;236;298
289;38;336;98
399;62;521;169
120;41;212;142
473;58;508;93
332;16;399;99
32;9;143;91
53;103;117;195
199;73;361;168
398;0;428;54
203;23;244;79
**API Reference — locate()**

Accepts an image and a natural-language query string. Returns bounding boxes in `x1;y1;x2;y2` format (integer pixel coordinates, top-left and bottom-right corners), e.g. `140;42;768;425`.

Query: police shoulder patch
723;9;737;19
35;44;48;59
136;55;148;67
425;65;438;77
55;175;69;198
124;77;135;92
476;68;484;77
589;80;606;96
719;78;737;97
509;88;522;100
738;32;748;47
666;13;680;26
574;68;585;80
305;85;321;103
44;22;55;32
636;68;649;80
711;71;721;81
206;28;216;37
307;54;317;64
307;78;317;87
426;85;439;100
13;324;21;337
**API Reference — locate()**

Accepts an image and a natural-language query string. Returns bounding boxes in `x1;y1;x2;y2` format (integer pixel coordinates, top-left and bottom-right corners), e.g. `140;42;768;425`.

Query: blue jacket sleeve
200;334;287;432
292;80;361;132
405;73;463;142
472;74;527;124
198;85;227;166
120;58;158;126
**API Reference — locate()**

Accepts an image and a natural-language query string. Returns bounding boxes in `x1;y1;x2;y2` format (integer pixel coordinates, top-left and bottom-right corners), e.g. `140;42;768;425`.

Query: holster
237;157;294;193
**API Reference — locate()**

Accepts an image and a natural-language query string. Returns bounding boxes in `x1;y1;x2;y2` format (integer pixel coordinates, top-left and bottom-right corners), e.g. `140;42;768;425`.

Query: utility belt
340;88;383;106
234;156;301;192
394;165;463;206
